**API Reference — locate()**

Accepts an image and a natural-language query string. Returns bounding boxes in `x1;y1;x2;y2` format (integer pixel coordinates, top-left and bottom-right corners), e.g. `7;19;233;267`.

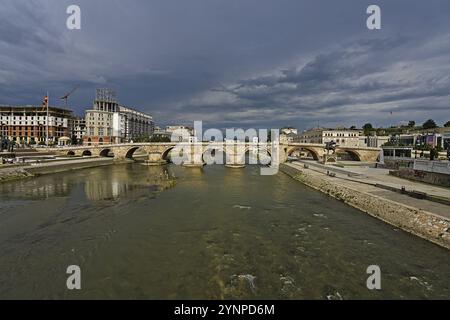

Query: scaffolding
94;88;118;112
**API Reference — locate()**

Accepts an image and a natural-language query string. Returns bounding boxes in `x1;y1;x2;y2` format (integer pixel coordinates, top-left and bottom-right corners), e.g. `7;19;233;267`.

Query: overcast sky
1;0;449;130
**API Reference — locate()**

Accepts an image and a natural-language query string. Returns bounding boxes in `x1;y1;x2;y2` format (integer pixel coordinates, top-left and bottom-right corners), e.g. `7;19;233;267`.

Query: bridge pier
182;144;205;168
224;144;246;169
142;152;168;166
225;163;246;169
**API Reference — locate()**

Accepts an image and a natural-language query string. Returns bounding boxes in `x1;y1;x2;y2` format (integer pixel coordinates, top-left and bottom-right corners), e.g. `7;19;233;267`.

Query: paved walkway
289;161;450;219
296;160;450;199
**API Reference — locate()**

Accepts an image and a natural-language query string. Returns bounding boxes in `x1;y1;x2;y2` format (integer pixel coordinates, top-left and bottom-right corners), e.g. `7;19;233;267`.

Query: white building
84;89;154;145
165;125;195;142
298;128;361;147
119;106;154;140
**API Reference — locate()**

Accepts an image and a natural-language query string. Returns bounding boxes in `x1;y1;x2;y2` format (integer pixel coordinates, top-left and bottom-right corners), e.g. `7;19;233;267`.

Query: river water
0;163;449;299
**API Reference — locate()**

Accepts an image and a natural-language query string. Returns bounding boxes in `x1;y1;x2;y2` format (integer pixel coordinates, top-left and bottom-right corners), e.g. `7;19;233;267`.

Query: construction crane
60;85;79;107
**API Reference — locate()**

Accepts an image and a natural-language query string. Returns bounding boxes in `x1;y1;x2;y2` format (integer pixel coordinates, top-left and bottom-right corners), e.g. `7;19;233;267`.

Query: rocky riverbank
280;163;450;249
0;157;113;183
0;167;34;183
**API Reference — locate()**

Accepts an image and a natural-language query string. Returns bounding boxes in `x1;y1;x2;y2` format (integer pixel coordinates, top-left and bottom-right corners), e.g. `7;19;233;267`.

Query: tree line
362;119;450;135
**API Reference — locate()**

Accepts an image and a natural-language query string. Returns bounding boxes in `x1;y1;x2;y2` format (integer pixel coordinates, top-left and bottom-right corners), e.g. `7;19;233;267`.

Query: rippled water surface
0;164;449;299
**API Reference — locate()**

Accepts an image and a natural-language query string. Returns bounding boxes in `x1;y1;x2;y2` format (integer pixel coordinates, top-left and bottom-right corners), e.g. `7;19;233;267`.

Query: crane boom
60;85;80;107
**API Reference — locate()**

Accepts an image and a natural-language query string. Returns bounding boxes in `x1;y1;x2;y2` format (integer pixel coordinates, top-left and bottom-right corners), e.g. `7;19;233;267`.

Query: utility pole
46;92;49;147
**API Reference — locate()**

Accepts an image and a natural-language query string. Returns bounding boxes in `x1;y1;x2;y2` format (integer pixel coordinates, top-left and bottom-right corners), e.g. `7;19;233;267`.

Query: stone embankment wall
380;159;414;170
280;164;450;249
390;168;450;188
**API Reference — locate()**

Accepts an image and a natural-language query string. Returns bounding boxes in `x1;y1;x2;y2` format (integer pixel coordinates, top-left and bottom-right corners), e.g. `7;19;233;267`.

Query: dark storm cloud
176;34;450;128
1;0;450;128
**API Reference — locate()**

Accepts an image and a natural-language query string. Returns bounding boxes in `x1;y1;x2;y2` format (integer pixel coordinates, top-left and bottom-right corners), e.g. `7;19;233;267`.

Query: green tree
422;119;437;129
444;121;450;127
430;148;439;161
408;120;415;128
150;135;171;142
135;135;151;143
362;123;373;135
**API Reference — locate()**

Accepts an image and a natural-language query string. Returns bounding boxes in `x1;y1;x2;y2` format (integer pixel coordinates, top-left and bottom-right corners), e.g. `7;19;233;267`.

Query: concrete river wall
280;163;450;250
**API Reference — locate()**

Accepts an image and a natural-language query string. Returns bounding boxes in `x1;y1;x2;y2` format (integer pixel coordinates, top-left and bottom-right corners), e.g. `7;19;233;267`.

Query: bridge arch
82;150;92;157
99;148;113;157
67;150;75;156
336;149;362;161
241;146;272;165
162;147;176;163
125;146;147;160
287;146;320;161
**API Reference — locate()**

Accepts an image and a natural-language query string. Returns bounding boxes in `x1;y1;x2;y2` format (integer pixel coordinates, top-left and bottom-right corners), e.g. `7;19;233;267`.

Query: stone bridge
283;143;382;163
44;142;381;167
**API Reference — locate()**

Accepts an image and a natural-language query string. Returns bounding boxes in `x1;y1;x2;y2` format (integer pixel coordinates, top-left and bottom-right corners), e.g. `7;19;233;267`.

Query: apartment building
72;117;86;145
83;89;154;145
0;105;73;145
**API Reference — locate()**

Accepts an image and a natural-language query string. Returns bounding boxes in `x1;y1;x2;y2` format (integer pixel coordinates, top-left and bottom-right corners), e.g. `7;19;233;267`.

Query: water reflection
0;164;176;202
83;165;176;201
0;180;71;199
0;164;449;299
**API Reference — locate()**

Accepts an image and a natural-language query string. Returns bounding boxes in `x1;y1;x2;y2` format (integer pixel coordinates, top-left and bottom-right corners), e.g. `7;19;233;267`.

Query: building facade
389;131;450;150
119;106;154;141
83;89;154;145
298;128;361;147
280;132;300;144
165;125;195;142
72;117;86;145
0;105;73;145
359;135;390;148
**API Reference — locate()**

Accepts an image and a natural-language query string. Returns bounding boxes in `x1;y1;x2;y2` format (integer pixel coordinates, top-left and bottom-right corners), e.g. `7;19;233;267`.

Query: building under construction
0;105;73;145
